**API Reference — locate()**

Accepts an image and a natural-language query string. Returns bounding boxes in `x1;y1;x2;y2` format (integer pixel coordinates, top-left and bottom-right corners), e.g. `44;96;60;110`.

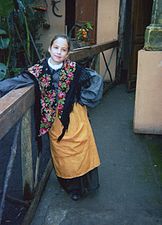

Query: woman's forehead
52;38;68;47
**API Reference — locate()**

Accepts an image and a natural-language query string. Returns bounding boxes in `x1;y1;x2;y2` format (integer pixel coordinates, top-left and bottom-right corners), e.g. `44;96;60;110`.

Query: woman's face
48;37;69;65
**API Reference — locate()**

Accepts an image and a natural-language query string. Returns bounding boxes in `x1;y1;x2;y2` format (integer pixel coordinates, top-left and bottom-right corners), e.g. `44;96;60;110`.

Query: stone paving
30;84;162;225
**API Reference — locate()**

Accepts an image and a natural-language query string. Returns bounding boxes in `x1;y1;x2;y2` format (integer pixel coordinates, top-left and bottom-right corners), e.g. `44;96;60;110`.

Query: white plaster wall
37;0;65;54
97;0;119;42
97;0;120;81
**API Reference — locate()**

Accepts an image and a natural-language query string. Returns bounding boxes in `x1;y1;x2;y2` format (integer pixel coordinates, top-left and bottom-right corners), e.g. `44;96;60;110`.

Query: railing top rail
0;85;34;140
69;40;119;61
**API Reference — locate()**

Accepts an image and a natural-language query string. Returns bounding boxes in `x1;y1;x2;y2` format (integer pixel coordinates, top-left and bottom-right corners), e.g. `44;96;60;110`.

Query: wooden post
21;108;34;200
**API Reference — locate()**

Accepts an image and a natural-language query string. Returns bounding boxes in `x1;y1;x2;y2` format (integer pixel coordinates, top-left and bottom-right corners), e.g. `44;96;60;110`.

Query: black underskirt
57;167;99;195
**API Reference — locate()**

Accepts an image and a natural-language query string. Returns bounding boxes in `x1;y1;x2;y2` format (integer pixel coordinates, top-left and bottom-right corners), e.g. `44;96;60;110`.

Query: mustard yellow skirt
49;103;100;179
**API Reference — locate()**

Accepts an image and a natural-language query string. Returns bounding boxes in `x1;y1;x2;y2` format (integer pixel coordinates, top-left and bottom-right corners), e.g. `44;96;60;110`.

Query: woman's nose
57;48;61;54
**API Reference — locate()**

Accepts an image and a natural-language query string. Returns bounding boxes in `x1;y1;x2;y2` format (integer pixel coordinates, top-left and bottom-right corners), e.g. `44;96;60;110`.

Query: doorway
118;0;153;91
65;0;75;35
65;0;98;44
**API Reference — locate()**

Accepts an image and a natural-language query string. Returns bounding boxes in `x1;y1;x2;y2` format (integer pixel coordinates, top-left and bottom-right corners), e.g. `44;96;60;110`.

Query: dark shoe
70;193;81;201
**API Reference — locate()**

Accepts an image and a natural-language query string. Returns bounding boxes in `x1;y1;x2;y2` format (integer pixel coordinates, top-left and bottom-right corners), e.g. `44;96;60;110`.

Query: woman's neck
48;57;63;70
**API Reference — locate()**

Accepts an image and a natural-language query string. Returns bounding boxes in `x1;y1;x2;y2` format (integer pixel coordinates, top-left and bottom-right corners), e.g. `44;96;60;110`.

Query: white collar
48;58;63;70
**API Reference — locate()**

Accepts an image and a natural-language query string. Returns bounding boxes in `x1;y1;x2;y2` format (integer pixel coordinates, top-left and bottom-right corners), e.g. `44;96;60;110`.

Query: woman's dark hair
50;34;71;51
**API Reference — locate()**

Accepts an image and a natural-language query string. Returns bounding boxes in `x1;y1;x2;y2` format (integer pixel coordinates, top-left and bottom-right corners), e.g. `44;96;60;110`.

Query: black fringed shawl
26;58;90;143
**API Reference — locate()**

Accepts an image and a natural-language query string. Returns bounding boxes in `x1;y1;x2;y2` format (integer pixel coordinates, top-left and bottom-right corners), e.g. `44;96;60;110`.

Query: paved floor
30;84;162;225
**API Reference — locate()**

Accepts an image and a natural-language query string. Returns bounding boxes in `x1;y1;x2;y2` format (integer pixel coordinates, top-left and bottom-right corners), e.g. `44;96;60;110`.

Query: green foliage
0;28;6;35
0;63;7;80
0;38;10;49
0;0;46;79
0;0;14;17
76;22;93;42
0;28;10;49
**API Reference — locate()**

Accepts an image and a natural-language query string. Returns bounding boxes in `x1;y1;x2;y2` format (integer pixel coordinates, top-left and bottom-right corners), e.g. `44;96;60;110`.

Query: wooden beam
0;86;34;140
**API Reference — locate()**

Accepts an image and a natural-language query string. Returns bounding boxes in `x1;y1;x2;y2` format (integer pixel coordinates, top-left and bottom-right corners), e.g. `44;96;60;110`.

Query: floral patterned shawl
28;58;77;138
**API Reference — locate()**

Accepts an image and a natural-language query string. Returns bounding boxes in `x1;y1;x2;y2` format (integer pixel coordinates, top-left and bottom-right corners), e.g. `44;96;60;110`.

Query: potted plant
76;22;93;47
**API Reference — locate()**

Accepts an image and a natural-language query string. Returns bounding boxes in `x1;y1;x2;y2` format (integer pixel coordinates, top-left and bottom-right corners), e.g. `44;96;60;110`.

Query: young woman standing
0;34;103;201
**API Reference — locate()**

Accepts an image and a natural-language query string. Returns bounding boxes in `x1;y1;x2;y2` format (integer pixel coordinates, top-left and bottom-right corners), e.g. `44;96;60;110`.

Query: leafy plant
0;0;14;17
0;28;10;80
0;63;7;80
0;28;10;49
76;22;93;42
0;0;45;79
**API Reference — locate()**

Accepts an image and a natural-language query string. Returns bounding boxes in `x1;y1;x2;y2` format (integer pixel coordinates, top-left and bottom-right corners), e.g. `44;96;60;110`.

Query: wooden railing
69;40;118;61
0;40;118;225
69;40;119;87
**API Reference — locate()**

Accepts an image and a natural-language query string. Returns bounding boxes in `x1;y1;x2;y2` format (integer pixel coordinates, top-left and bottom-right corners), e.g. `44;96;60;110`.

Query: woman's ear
48;47;51;54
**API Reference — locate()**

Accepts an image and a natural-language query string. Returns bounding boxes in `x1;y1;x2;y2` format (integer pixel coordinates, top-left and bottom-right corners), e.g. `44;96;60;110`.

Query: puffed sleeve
79;67;103;108
0;72;34;97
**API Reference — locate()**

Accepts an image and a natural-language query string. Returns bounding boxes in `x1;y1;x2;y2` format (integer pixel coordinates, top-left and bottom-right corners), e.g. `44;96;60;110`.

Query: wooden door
127;0;153;91
65;0;75;34
75;0;98;44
